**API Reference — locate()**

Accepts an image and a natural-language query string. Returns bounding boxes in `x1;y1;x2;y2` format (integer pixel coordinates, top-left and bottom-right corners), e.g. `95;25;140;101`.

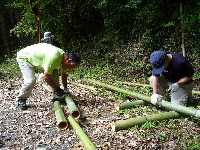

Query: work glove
64;88;71;94
55;87;65;96
151;94;162;105
38;73;44;81
169;83;179;93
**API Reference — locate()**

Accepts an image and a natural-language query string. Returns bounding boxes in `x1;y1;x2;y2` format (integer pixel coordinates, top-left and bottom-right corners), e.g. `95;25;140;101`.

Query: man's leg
171;82;194;106
149;76;171;100
49;68;61;101
16;59;36;109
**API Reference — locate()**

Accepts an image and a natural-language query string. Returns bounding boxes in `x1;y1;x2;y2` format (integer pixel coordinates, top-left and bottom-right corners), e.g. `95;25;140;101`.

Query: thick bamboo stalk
116;81;150;87
118;81;200;95
54;101;68;130
68;116;97;150
72;82;97;91
111;111;182;131
117;100;147;110
65;95;80;119
88;79;200;118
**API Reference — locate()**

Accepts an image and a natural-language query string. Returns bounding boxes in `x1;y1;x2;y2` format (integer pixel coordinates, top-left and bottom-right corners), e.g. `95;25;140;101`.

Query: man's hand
151;94;162;105
56;87;65;96
64;88;71;94
169;83;179;93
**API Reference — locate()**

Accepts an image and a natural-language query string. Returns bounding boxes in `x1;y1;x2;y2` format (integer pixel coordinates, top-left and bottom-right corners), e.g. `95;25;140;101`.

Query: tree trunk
180;3;185;57
0;6;11;58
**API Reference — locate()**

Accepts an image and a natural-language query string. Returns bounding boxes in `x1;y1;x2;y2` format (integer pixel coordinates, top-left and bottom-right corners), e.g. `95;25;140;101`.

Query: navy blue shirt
45;39;61;49
153;52;194;83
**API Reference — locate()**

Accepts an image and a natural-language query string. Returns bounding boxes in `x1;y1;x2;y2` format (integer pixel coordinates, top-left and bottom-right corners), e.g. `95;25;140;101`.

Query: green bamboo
118;81;200;95
72;82;97;91
192;90;200;96
54;101;68;130
65;95;80;119
117;81;151;87
117;100;147;110
68;116;97;150
111;111;182;131
88;79;200;118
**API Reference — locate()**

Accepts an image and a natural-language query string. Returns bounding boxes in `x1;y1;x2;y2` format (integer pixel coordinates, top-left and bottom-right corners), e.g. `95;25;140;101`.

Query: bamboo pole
42;83;68;130
117;81;200;95
111;111;182;131
54;101;68;130
88;79;200;118
116;81;151;87
117;100;147;110
71;82;97;91
68;116;97;150
65;95;80;119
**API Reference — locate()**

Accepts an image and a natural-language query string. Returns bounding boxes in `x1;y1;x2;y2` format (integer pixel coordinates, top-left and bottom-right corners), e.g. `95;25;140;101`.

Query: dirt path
0;77;199;150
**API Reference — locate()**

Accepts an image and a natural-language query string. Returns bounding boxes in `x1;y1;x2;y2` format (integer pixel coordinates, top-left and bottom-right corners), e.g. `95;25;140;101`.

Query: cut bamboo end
111;122;116;131
71;110;80;119
58;121;68;130
116;106;120;111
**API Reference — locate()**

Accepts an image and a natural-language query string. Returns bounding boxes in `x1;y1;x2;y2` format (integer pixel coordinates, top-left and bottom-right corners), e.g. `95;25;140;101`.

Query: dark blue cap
150;51;166;74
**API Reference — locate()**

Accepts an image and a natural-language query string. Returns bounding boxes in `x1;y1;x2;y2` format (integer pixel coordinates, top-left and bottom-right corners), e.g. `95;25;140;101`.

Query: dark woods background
0;0;200;78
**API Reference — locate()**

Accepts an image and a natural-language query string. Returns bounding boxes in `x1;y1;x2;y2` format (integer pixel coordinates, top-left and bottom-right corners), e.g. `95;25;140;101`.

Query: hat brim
152;62;165;74
43;35;54;40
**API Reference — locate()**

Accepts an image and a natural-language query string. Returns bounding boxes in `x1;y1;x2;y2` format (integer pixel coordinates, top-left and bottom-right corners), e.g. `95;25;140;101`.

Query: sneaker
17;98;27;110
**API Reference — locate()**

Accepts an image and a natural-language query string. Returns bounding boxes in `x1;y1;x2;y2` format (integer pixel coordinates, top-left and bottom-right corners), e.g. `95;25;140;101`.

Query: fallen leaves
0;77;200;150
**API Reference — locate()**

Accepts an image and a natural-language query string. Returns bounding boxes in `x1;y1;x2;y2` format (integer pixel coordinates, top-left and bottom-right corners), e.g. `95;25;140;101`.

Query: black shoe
17;98;27;110
52;97;66;104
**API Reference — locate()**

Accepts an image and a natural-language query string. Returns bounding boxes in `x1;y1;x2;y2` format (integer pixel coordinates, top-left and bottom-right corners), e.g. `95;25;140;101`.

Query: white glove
151;94;162;105
64;88;70;94
38;73;44;81
169;83;179;93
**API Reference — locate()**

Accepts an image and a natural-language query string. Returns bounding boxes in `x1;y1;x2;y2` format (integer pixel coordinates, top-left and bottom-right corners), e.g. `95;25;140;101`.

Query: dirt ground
0;77;200;150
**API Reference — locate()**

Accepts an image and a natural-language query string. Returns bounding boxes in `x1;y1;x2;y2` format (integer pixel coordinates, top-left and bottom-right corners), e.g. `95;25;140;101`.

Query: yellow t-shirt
17;43;66;74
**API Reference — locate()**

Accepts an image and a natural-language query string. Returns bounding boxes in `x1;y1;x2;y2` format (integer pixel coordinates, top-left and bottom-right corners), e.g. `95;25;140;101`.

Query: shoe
52;96;66;104
17;98;27;110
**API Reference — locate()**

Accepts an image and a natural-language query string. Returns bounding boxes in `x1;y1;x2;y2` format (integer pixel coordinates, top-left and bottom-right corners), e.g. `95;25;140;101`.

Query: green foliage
0;56;21;78
193;72;200;80
141;121;158;129
117;110;123;116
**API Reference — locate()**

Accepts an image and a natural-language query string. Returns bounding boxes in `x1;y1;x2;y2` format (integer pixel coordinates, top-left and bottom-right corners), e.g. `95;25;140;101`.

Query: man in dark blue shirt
149;50;194;106
43;31;61;48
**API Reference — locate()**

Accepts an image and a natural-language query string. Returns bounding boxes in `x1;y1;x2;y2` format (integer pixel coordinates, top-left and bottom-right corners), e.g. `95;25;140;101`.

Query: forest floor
0;77;200;150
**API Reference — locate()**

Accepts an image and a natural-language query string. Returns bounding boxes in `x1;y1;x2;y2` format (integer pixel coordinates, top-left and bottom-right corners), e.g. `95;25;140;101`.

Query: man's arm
176;75;194;85
152;76;159;94
44;71;59;91
61;71;67;89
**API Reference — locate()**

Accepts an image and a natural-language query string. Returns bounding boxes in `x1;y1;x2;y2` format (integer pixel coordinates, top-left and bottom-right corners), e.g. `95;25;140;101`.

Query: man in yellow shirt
16;43;80;110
